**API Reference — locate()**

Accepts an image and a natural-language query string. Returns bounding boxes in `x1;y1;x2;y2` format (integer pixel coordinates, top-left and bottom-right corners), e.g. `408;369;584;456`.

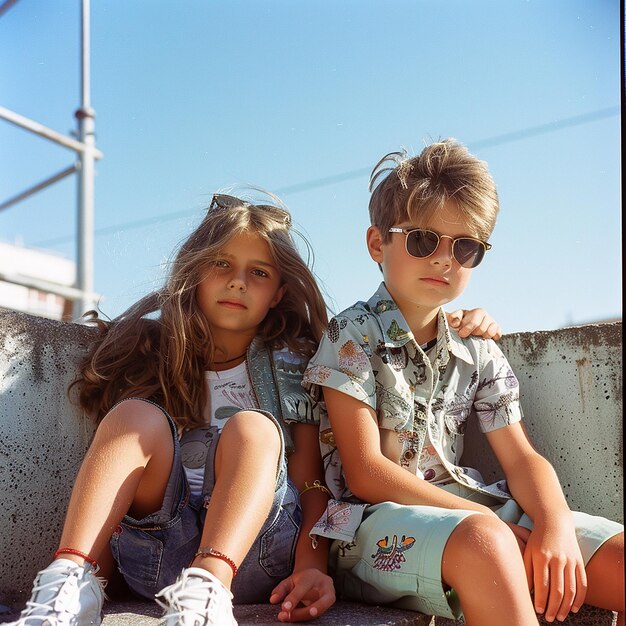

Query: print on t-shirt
181;362;258;495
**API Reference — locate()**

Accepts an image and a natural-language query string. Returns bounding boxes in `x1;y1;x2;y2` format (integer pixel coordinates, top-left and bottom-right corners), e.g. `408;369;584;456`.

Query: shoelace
157;576;225;625
21;574;76;618
12;613;60;625
18;568;107;623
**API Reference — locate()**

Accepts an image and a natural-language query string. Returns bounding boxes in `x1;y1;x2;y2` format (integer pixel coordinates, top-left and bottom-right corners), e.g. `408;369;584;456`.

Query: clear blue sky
0;0;621;333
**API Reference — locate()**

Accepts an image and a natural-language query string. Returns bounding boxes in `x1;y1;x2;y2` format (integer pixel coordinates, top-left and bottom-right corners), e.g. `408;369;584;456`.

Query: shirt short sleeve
474;339;523;432
303;314;377;410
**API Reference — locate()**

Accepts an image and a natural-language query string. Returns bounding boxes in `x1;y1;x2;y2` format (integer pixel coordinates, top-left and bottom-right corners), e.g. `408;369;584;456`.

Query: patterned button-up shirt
303;283;521;515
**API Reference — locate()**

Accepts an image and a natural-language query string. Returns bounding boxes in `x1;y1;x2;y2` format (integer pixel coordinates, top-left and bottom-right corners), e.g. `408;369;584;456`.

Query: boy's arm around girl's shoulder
447;307;503;340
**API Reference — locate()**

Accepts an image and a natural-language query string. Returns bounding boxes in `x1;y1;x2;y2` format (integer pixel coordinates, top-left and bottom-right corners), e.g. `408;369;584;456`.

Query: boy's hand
447;308;502;340
270;568;335;622
506;522;531;555
523;522;587;623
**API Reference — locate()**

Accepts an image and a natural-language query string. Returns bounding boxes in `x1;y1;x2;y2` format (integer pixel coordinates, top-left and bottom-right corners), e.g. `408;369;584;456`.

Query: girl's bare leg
190;411;282;588
56;399;174;570
442;514;539;626
584;532;625;626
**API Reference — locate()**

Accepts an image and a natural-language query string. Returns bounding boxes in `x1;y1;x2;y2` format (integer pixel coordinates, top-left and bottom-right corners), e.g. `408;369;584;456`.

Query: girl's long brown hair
74;195;329;429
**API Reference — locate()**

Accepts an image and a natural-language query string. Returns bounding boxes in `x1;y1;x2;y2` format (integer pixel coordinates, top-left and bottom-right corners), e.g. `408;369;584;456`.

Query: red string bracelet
54;547;99;569
193;547;238;577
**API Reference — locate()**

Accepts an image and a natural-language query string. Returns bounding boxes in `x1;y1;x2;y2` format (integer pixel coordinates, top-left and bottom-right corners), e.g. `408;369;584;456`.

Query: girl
9;191;498;626
9;193;335;626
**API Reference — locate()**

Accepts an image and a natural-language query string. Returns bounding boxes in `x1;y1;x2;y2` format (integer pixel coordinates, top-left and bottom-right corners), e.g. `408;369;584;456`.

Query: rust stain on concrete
576;356;589;412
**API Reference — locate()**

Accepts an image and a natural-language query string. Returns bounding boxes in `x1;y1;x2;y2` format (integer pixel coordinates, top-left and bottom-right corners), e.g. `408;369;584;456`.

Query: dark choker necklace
210;351;247;366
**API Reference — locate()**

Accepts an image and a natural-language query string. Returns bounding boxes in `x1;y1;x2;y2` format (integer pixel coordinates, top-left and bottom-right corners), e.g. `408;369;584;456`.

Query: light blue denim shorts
332;485;623;619
109;398;302;603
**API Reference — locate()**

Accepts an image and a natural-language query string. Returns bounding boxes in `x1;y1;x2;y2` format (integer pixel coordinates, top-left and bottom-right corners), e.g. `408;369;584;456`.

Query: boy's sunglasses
388;227;492;268
209;194;292;227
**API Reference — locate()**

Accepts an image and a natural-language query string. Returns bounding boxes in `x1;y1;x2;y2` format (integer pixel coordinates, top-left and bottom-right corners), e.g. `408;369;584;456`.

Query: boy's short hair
368;139;499;242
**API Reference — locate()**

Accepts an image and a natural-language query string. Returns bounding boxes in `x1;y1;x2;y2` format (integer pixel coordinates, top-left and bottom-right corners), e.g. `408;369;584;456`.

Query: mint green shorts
331;490;623;619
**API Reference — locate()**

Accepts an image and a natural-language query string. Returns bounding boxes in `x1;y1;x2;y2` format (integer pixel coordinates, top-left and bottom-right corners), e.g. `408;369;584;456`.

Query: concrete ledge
103;600;432;626
1;599;616;625
0;309;621;625
98;599;615;626
0;599;432;626
0;600;617;626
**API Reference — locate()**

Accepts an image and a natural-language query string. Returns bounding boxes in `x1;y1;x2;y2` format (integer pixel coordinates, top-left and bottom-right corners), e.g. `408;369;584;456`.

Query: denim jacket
247;336;320;455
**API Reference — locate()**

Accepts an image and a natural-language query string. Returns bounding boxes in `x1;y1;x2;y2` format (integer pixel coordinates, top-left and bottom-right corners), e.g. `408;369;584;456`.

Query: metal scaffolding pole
0;0;101;320
74;0;96;317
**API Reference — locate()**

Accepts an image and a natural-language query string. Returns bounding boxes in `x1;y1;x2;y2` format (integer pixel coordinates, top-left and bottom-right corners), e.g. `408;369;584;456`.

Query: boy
303;139;624;625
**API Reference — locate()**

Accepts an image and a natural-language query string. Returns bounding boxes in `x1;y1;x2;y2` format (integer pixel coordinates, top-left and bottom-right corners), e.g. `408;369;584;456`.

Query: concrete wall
0;308;622;605
463;322;623;522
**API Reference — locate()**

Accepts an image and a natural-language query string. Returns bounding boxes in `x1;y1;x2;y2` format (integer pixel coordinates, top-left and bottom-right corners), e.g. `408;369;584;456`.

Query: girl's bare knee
220;410;281;453
98;398;173;453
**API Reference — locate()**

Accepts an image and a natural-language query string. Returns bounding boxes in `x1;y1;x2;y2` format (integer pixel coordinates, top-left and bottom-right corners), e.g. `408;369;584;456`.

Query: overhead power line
31;105;619;248
0;0;20;18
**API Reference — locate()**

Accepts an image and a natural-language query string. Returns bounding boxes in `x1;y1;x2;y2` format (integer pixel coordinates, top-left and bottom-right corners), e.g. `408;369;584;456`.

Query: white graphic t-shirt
181;362;258;496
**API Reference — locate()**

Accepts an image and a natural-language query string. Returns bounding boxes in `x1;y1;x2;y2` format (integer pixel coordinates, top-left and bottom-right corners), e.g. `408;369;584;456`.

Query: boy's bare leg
57;399;174;569
584;532;625;625
191;411;281;588
442;515;539;626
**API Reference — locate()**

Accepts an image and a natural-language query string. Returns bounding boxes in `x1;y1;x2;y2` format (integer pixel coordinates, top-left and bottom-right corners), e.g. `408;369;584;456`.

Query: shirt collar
435;308;475;366
366;283;414;347
366;282;474;365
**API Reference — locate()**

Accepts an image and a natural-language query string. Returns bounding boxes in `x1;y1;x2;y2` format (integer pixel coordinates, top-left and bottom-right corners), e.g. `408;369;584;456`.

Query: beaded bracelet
193;547;238;577
54;547;98;569
299;480;331;497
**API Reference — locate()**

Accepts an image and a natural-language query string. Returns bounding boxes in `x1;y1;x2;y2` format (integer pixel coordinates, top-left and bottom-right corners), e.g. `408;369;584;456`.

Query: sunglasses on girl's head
388;227;492;268
209;194;292;227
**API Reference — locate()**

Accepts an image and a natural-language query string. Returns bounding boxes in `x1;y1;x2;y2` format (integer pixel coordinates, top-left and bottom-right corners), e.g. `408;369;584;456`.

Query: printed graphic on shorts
180;427;218;469
371;534;416;571
337;540;357;558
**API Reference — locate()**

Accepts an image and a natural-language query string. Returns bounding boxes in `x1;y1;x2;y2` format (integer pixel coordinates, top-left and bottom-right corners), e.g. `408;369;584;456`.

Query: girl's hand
447;308;502;340
523;522;587;622
270;568;336;622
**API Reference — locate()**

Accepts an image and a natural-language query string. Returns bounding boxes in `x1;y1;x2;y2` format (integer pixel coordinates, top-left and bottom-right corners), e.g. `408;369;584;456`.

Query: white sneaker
156;567;237;626
7;559;105;625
